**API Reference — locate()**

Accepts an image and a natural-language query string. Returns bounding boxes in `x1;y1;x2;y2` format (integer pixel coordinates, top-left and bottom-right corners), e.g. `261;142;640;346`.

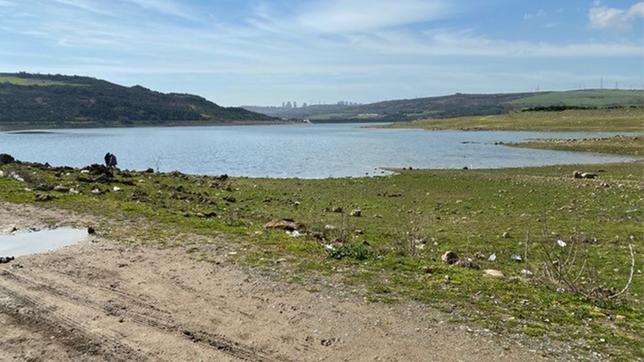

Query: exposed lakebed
0;228;88;257
0;123;638;178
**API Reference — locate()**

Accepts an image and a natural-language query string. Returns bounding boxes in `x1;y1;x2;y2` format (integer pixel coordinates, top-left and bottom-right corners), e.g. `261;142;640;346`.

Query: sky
0;0;643;106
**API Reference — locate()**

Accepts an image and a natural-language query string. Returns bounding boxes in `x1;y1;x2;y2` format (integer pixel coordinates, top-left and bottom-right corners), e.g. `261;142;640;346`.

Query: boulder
581;172;597;179
441;250;459;264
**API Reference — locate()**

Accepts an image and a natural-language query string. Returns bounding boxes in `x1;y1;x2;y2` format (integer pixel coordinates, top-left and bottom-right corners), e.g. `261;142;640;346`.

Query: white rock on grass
483;269;504;278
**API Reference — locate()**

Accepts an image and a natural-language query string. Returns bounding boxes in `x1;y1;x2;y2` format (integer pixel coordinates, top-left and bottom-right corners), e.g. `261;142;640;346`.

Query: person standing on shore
104;152;111;167
109;153;118;169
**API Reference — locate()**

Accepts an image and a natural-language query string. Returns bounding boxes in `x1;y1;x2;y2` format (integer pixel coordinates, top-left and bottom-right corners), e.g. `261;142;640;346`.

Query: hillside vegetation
245;89;644;123
386;108;644;132
0;73;276;130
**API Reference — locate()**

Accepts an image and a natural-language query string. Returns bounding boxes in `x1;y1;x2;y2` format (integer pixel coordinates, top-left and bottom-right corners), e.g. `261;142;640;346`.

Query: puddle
0;227;88;257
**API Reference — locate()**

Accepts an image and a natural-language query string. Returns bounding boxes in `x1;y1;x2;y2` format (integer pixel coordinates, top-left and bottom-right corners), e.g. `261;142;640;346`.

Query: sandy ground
0;202;552;361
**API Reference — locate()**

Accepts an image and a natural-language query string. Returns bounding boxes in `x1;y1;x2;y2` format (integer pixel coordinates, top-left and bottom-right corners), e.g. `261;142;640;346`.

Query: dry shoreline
0;202;556;361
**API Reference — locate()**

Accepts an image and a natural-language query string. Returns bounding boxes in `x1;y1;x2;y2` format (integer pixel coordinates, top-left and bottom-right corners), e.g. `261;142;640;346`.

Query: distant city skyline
1;0;643;106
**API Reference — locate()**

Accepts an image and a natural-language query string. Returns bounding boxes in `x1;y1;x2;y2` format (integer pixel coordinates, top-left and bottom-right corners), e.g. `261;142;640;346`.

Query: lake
0;123;637;178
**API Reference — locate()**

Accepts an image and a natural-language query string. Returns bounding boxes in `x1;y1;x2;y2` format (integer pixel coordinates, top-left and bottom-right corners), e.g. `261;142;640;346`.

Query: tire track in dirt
0;269;288;362
0;283;144;361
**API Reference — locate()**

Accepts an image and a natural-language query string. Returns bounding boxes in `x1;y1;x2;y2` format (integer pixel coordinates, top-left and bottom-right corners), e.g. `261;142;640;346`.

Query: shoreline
0;157;642;360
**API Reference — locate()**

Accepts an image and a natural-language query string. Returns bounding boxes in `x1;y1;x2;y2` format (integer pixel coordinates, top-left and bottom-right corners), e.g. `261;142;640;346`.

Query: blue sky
0;0;643;106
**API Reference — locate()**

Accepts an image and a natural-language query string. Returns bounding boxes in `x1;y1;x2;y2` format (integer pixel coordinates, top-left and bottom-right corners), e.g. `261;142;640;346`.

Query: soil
0;202;552;361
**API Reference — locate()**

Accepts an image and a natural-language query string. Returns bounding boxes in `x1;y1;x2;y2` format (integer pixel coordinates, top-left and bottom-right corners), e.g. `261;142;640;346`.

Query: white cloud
589;1;644;29
293;0;453;33
119;0;197;20
523;9;547;20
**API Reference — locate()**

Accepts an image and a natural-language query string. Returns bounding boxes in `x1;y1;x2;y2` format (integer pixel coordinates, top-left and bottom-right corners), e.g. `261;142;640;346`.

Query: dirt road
0;203;551;361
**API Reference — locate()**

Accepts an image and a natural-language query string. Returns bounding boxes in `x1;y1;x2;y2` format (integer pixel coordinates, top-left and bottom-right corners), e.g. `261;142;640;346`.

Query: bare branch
609;244;635;300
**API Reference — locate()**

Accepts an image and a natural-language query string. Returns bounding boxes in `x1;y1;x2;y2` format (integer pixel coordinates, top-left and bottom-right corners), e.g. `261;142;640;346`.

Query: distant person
104;152;111;167
109;153;118;169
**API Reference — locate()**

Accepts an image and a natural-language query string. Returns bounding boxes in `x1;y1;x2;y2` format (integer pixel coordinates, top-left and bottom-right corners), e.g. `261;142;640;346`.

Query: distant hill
244;89;644;123
0;72;277;130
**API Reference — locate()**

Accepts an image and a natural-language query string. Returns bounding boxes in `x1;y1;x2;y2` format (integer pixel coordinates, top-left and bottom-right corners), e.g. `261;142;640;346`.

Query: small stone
441;251;459;264
483;269;504;278
488;253;497;262
502;232;510;239
350;209;362;217
511;253;523;262
521;269;533;277
53;185;70;193
87;227;96;235
34;193;55;202
331;207;343;213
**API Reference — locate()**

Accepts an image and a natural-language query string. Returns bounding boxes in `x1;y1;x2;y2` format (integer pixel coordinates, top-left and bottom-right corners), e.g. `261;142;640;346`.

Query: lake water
0;124;637;178
0;228;88;257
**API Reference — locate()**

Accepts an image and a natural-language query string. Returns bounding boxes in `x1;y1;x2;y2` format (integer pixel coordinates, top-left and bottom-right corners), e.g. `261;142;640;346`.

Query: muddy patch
0;227;88;257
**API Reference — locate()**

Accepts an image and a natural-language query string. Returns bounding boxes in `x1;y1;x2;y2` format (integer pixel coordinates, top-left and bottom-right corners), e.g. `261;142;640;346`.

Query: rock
53;185;70;193
354;229;364;235
521;269;534;277
0;154;15;165
441;250;459;264
34;193;55;202
331;207;343;213
144;168;155;173
502;232;511;239
0;256;15;264
511;253;523;262
85;164;113;179
112;186;122;192
223;195;236;203
574;171;597;179
91;187;103;194
488;253;497;262
264;218;303;232
455;257;480;269
34;183;54;191
87;227;96;235
324;224;336;230
350;209;362;217
483;269;504;278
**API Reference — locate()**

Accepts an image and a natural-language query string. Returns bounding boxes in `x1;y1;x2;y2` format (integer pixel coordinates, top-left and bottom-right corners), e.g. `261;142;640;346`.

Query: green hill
244;89;644;123
0;72;276;130
511;89;644;108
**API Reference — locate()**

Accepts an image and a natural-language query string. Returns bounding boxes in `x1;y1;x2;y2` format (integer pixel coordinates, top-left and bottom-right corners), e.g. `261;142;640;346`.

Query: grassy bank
0;160;642;359
386;108;644;132
508;135;644;156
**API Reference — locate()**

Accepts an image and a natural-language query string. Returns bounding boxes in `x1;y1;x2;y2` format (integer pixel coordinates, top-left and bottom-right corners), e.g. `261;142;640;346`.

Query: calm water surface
0;124;637;178
0;228;87;257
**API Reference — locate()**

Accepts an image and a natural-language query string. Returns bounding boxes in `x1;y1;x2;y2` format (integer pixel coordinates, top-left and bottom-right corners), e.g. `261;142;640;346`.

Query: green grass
0;161;642;359
0;75;76;86
509;136;644;156
387;108;644;132
511;90;644;108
